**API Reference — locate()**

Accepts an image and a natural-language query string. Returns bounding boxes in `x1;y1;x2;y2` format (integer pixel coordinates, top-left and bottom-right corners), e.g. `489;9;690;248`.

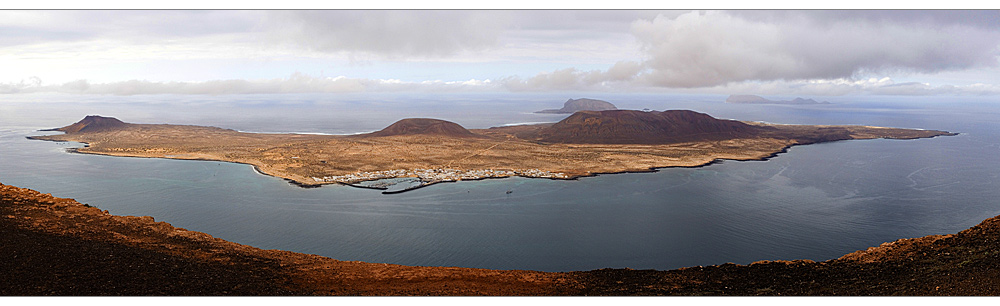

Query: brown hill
363;118;478;138
535;98;618;114
53;115;128;133
535;109;764;144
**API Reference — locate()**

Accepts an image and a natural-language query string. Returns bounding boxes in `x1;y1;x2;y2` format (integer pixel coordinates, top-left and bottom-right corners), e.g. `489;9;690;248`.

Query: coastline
4;180;999;295
28;132;957;194
25;121;958;194
29;134;327;189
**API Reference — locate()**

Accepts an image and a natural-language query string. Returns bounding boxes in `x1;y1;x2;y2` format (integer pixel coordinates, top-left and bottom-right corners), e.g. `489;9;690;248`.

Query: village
311;168;570;185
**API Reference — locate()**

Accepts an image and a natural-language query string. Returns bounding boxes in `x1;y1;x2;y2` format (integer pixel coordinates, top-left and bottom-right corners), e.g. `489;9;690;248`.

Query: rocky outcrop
535;98;618;114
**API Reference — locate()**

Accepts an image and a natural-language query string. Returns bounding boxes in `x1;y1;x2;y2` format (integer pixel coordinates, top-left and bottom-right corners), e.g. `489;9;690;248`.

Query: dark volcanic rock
535;98;618;114
54;115;128;133
536;109;763;144
0;183;302;296
365;118;477;138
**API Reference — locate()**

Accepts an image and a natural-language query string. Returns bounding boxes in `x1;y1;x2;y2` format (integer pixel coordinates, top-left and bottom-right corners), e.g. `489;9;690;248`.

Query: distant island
535;98;618;113
30;110;954;193
726;95;831;105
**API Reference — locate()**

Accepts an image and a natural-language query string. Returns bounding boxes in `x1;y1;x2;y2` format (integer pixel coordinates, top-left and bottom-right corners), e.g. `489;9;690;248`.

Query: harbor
312;168;570;193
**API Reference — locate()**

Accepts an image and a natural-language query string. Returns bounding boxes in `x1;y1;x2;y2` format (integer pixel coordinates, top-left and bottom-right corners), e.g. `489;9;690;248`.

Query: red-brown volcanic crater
362;118;479;138
535;109;765;144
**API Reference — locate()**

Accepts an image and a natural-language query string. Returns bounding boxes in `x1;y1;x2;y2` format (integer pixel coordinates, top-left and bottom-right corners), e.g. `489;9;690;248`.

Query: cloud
0;73;499;95
0;76;42;94
3;73;999;97
628;11;1000;88
3;10;999;96
694;77;1000;96
0;11;262;48
0;10;657;63
264;11;510;58
500;61;644;91
730;10;1000;30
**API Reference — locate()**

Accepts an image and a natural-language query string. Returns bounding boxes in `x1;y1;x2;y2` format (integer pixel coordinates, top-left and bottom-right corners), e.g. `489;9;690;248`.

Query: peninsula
30;110;955;192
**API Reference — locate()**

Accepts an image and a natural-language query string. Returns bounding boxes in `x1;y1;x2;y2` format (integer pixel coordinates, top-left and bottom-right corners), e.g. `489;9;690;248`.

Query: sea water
1;93;998;272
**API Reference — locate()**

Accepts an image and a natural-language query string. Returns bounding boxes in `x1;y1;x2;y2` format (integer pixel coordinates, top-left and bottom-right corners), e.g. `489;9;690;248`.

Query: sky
1;9;999;96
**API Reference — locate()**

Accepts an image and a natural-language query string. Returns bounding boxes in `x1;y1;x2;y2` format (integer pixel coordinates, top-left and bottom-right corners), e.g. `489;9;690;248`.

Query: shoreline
4;180;999;295
26;134;945;194
29;134;327;189
26;125;959;194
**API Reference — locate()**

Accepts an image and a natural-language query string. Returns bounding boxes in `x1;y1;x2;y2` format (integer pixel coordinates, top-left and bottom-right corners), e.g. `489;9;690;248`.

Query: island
535;98;618;113
726;95;831;105
3;181;999;295
29;110;955;193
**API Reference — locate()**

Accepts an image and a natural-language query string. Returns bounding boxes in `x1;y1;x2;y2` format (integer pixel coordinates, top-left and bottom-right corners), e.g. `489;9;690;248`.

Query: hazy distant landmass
726;95;831;105
535;98;618;114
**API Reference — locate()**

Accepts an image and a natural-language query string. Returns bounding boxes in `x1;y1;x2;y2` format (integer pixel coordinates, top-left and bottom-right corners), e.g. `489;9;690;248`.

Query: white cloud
628;11;1000;88
3;73;999;96
2;10;999;96
692;77;1000;96
499;61;644;91
263;11;510;58
0;73;500;95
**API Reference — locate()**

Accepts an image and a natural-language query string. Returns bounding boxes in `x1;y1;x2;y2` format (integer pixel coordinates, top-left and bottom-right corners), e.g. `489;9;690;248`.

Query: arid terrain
29;110;955;190
6;111;993;295
3;181;999;295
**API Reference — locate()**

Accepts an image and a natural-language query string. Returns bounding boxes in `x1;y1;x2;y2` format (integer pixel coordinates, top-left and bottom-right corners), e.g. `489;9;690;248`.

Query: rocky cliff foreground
2;182;999;295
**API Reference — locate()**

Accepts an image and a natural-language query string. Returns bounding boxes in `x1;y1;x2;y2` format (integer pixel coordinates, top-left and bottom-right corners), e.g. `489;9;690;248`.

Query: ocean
1;92;998;272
